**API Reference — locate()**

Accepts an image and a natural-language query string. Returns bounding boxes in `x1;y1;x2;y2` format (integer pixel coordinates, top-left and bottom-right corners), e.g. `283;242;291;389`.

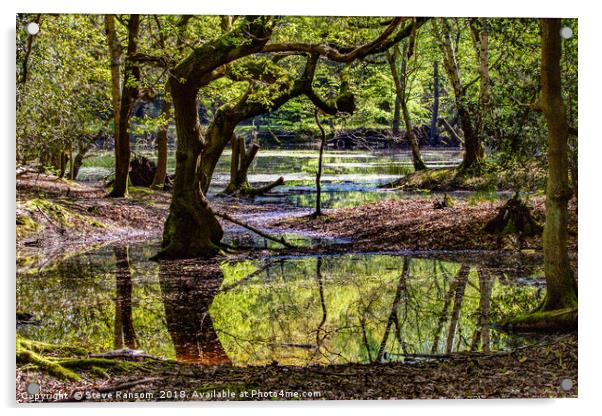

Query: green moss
25;198;76;228
16;346;81;381
499;307;577;332
18;337;87;357
129;186;155;196
16;337;143;381
16;213;41;238
24;198;106;230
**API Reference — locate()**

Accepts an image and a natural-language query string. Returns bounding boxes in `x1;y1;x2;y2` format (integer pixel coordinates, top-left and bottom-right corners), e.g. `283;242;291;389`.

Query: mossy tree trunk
539;18;577;312
157;83;224;259
468;18;491;142
156;17;275;259
151;97;171;189
502;19;577;331
109;15;141;198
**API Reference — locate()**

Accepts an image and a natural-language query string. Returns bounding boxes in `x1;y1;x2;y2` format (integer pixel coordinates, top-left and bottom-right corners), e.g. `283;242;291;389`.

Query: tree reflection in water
159;261;231;365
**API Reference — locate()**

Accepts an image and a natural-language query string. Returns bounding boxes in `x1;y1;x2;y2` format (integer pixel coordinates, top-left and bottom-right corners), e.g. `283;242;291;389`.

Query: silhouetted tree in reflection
159;261;230;365
113;246;137;349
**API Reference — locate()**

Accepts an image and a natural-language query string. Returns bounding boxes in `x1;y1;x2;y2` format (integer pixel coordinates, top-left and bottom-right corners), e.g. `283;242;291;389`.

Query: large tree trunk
155;83;224;259
539;18;577;312
432;18;482;171
109;15;140;197
387;44;426;171
151;97;172;189
501;19;578;332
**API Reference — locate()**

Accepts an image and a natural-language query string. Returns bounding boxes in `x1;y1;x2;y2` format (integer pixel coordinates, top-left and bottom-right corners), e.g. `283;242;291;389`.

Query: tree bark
313;109;327;217
156;83;224;259
538;18;578;311
469;18;491;141
151;97;171;189
392;96;400;136
387;44;426;171
156;17;275;259
430;61;440;142
109;15;140;197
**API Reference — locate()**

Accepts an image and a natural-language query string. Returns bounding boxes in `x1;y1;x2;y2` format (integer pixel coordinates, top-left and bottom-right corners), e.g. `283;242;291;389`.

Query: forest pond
78;147;496;210
17;243;547;367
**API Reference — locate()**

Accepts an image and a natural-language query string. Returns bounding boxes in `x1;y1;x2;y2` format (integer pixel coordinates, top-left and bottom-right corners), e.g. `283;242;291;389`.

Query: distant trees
387;41;426;171
431;18;483;171
16;14;111;177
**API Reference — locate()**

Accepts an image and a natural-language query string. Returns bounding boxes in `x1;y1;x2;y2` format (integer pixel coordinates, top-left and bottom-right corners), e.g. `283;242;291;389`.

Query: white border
2;1;600;415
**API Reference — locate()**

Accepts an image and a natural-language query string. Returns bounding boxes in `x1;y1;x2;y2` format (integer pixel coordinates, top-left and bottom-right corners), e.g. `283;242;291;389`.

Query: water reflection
159;262;230;365
113;246;137;349
17;244;546;367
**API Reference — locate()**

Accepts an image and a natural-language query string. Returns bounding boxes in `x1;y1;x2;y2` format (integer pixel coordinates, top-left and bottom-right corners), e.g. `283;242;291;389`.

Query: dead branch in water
214;211;296;249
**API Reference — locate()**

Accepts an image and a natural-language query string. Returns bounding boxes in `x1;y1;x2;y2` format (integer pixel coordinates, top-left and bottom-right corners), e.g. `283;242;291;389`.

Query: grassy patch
16;213;41;238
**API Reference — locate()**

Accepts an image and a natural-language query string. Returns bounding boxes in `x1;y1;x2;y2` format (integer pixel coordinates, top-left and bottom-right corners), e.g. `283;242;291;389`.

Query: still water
78;148;478;209
17;243;545;367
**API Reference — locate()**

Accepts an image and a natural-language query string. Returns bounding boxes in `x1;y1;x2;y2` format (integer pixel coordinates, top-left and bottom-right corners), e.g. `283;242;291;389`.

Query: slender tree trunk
105;15;122;189
432;18;482;171
538;18;577;311
109;15;140;197
387;44;426;171
430;61;440;143
392;96;401;136
151;97;171;189
313;109;326;217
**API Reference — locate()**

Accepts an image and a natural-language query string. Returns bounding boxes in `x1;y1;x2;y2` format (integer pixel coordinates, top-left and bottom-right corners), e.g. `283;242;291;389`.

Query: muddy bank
16;333;577;402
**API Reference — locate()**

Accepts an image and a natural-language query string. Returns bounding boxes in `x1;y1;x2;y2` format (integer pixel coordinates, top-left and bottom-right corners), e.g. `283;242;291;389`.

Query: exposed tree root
498;307;577;332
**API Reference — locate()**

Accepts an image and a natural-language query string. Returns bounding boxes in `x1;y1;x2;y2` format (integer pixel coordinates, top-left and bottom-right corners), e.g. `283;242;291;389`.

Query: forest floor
16;172;577;265
16;333;577;402
16;173;578;401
